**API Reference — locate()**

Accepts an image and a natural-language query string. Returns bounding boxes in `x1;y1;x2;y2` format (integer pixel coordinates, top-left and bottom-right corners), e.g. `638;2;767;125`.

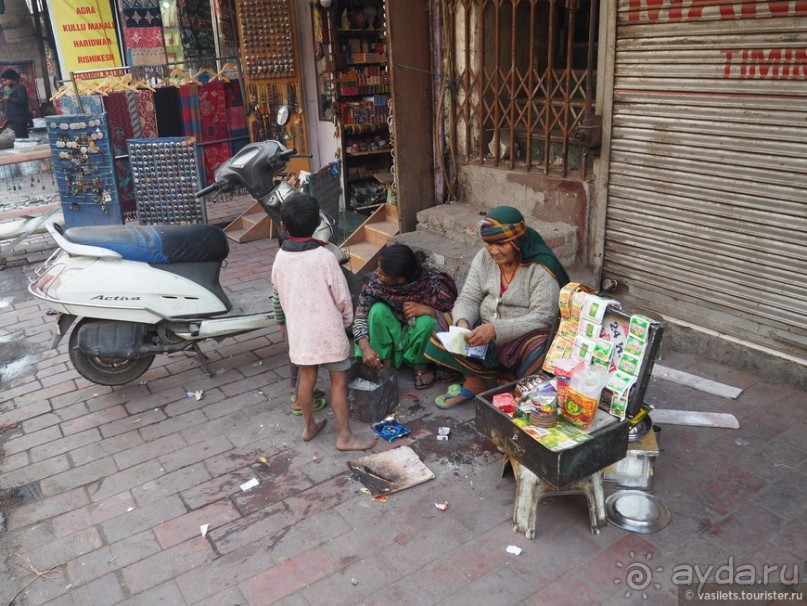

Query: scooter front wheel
69;319;155;386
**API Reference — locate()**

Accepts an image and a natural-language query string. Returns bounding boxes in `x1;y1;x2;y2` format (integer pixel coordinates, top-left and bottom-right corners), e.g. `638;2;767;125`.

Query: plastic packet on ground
371;416;412;442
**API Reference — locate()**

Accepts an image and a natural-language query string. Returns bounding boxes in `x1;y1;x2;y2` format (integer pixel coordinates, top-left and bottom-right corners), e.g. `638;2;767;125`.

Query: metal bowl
605;490;671;533
628;415;653;442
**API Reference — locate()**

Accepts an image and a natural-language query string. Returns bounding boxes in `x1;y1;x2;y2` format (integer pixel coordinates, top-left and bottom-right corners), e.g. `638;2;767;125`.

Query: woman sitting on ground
425;205;570;408
354;244;458;389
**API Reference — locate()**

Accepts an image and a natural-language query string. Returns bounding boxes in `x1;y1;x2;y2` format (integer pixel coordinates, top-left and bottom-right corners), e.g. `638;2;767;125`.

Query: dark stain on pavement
0;480;44;527
407;417;499;470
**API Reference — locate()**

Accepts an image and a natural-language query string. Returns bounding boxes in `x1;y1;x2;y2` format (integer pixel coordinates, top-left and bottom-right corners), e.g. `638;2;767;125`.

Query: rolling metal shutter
603;0;807;360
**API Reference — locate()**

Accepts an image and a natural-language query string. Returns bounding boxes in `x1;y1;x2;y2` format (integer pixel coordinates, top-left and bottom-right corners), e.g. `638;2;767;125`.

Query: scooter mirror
276;105;290;126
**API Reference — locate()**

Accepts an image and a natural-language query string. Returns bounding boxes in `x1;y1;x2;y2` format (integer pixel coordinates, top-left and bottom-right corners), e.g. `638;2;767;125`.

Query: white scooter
29;139;355;386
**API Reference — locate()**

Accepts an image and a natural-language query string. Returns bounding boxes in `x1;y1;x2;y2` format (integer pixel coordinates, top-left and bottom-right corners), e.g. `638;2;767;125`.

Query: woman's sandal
291;388;328;416
414;367;436;390
435;383;476;409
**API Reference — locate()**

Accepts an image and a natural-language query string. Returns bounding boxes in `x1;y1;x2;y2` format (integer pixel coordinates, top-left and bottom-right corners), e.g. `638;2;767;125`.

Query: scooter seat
62;224;230;264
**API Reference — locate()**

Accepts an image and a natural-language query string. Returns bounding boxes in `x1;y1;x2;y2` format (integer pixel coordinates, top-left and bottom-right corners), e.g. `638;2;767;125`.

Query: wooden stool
506;457;607;539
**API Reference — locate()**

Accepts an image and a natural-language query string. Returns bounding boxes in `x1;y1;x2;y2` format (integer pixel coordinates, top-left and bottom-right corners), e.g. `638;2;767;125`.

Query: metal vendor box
603;425;660;490
348;363;398;423
474;297;664;488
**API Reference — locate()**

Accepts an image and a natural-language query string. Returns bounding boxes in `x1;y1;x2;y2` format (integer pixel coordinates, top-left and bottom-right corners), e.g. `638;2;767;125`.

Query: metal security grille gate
602;0;807;359
444;0;598;175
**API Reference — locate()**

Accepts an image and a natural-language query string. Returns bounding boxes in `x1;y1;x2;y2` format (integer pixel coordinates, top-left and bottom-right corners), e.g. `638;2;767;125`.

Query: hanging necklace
501;264;518;286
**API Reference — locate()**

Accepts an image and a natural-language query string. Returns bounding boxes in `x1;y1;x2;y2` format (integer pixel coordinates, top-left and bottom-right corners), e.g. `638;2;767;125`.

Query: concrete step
392;203;578;289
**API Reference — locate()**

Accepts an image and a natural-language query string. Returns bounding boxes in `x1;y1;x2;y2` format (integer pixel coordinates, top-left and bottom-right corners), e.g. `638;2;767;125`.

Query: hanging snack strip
127;137;205;225
543;282;663;422
47;114;121;226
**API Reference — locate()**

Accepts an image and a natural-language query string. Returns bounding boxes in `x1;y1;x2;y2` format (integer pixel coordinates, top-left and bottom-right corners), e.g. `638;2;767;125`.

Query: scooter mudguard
49;313;77;349
75;321;147;358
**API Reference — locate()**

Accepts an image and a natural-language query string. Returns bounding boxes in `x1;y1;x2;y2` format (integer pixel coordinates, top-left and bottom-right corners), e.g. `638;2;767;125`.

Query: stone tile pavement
0;206;805;605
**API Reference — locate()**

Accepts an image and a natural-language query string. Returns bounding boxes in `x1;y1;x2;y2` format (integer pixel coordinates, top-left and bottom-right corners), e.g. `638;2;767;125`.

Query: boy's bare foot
302;418;327;442
336;434;377;451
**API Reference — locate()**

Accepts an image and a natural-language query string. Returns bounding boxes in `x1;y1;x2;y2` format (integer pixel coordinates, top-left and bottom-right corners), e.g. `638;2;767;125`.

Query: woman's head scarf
479;205;570;286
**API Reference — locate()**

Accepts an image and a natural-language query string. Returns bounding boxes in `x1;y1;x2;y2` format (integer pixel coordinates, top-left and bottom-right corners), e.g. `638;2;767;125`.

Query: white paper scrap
240;478;259;491
506;545;522;556
200;524;209;537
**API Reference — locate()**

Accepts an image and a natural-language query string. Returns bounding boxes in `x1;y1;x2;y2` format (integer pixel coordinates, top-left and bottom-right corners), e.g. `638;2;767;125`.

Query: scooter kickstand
192;342;215;377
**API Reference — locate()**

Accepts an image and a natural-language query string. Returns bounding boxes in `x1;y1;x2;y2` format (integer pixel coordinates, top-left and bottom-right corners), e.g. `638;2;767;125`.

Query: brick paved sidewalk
0;228;805;605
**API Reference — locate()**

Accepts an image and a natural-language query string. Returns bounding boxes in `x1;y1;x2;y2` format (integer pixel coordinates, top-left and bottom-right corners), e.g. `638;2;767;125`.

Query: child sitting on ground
271;192;376;451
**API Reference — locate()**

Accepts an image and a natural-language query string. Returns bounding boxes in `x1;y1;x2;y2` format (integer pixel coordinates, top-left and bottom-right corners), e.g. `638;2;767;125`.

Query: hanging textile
177;0;216;58
225;80;248;156
216;0;238;47
160;0;184;63
154;87;183;137
126;92;142;139
198;81;229;182
178;84;205;182
119;0;168;66
55;94;105;117
136;90;159;138
103;91;137;217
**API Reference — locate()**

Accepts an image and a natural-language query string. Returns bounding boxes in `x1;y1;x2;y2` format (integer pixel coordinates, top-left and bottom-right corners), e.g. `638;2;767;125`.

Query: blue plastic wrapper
371;416;412;442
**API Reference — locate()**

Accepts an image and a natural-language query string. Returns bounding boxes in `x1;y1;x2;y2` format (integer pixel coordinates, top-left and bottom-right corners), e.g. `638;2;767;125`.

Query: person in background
0;69;31;139
354;244;457;389
271;192;376;451
425;205;570;408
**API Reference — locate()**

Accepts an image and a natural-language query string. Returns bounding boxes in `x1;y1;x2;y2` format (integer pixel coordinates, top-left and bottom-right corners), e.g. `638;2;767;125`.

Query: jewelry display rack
47;114;122;228
128;137;205;225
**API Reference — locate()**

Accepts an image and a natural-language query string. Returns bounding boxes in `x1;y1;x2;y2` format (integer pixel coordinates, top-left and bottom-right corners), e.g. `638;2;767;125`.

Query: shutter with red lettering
601;0;807;364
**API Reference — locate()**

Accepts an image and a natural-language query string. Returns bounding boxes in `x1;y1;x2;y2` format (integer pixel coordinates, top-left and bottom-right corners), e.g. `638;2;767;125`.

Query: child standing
271;193;376;451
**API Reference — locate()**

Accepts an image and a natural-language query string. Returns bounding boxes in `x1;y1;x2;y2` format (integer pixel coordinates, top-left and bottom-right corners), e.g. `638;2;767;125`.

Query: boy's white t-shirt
271;246;353;366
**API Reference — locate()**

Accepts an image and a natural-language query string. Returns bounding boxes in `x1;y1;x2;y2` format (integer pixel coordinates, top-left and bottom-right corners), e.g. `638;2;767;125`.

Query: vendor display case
475;296;664;488
477;390;629;487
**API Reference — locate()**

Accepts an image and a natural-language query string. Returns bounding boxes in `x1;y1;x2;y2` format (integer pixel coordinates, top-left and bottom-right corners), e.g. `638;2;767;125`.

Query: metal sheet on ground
650;409;739;429
652;364;743;399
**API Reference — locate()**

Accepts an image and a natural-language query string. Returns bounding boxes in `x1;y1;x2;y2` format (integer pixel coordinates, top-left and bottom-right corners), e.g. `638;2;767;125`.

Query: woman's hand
466;323;496;346
403;301;434;320
358;339;384;370
455;319;471;330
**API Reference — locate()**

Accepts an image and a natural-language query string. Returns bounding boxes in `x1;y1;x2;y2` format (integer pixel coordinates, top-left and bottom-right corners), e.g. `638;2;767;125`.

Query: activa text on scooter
90;295;143;301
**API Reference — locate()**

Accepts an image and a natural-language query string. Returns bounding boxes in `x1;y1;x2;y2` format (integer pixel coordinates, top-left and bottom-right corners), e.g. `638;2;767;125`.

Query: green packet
628;314;653;341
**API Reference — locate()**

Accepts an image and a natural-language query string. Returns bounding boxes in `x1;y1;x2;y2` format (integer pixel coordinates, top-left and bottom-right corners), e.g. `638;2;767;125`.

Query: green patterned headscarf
480;205;570;287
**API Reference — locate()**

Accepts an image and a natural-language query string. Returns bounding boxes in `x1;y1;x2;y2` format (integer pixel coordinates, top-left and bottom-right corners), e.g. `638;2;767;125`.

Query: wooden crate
223;202;273;243
342;203;399;275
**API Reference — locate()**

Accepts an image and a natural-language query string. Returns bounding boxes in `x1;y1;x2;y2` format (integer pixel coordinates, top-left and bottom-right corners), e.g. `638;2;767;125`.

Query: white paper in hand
436;326;488;359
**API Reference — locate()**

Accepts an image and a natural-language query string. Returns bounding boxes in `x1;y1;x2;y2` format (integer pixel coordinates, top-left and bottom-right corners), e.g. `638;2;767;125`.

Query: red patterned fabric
136;90;158;138
178;84;204;181
103;92;137;216
199;81;229;183
224;80;248;155
124;27;166;48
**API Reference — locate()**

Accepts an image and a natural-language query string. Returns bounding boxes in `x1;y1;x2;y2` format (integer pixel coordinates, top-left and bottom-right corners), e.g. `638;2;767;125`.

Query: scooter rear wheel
68;319;155;386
